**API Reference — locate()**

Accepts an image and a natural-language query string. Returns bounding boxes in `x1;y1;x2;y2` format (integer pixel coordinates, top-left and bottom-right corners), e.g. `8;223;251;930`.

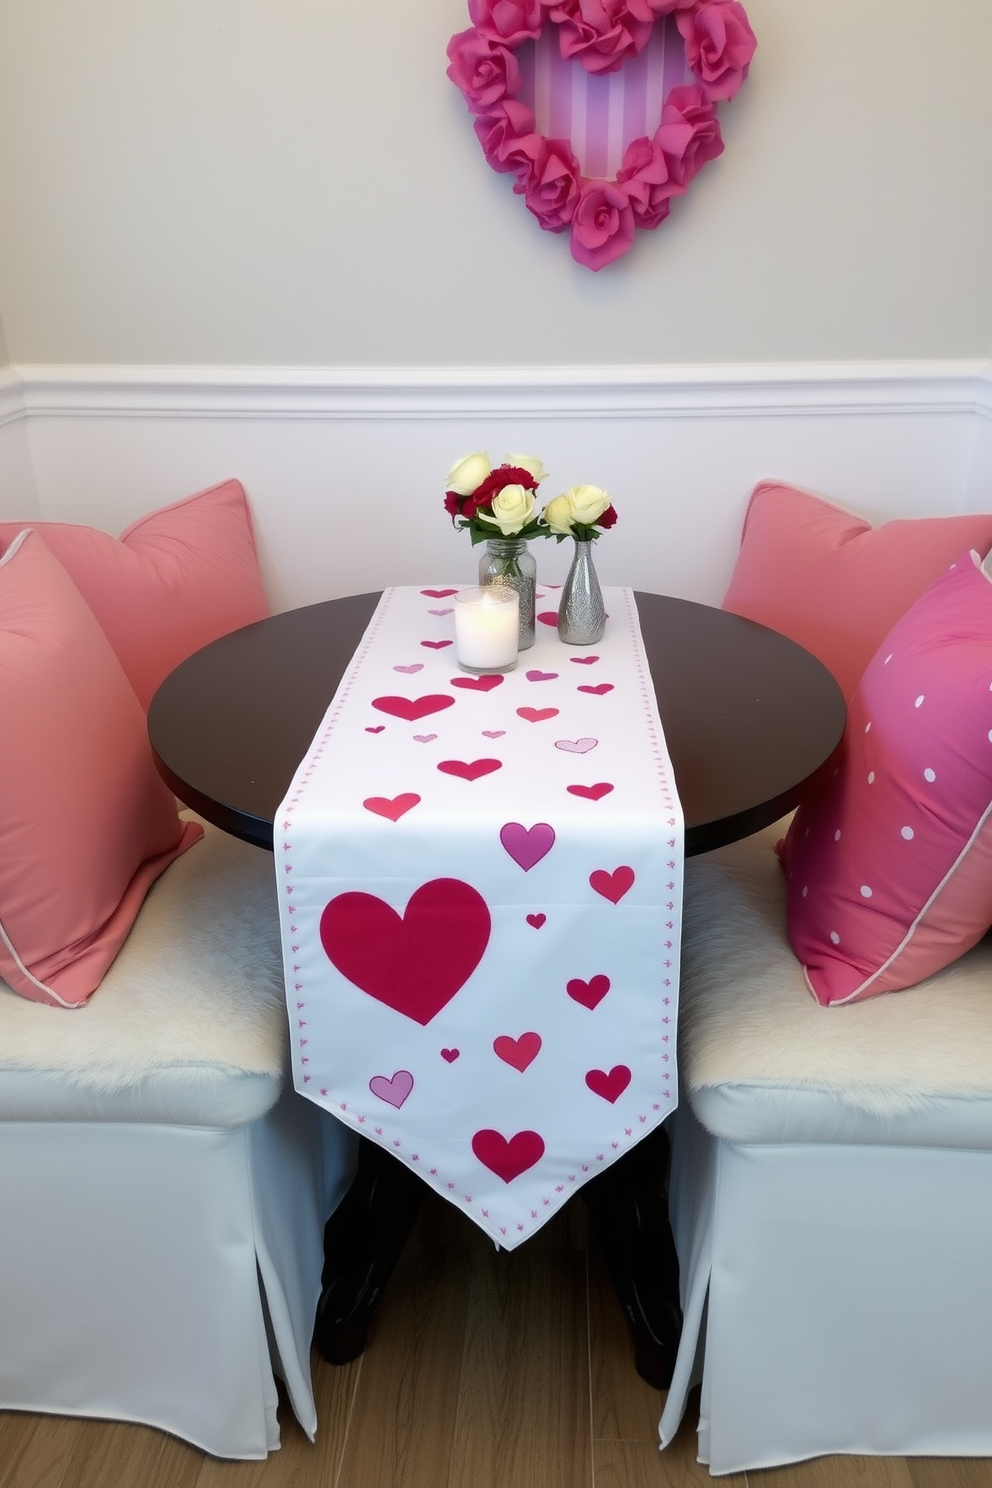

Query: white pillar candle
454;585;520;673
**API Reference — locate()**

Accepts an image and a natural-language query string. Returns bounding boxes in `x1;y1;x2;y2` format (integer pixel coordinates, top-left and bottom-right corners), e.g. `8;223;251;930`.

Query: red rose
597;504;619;530
472;465;541;505
569;179;635;271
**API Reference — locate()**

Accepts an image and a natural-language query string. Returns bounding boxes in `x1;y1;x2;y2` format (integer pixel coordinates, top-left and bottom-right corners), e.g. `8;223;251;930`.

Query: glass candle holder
454;585;520;674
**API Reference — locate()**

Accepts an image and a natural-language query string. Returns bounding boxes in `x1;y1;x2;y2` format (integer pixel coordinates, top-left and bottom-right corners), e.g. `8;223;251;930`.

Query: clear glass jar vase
478;537;536;650
557;538;605;645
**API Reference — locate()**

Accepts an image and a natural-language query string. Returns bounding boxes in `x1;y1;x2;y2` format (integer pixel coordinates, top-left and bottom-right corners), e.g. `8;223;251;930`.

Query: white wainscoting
1;362;989;610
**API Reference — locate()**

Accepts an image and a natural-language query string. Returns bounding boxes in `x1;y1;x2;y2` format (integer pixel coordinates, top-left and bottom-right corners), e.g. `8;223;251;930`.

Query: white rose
477;483;536;536
446;450;491;495
505;453;548;485
564;484;610;526
543;493;576;536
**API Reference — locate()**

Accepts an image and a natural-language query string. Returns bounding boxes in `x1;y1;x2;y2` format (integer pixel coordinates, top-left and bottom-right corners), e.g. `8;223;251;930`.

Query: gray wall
1;0;990;368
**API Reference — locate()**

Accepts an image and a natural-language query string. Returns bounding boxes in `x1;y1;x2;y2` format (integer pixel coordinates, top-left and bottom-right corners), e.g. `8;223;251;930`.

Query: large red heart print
472;1128;546;1183
372;694;455;722
567;974;611;1009
446;2;756;269
585;1065;632;1103
319;878;491;1025
493;1031;542;1071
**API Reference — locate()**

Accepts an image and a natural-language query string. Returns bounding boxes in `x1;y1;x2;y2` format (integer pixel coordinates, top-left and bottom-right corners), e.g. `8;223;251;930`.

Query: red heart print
526;912;547;929
450;674;504;692
471;1129;546;1183
567;974;611;1009
365;725;385;734
577;683;614;695
537;611;558;626
363;793;421;822
567;783;614;800
422;588;458;598
369;1070;414;1108
441;1047;460;1063
320;878;491;1026
421;639;453;649
589;865;635;903
438;758;502;781
526;669;558;682
500;821;556;871
570;656;600;665
493;1031;542;1071
585;1065;631;1103
372;694;455;722
517;706;559;723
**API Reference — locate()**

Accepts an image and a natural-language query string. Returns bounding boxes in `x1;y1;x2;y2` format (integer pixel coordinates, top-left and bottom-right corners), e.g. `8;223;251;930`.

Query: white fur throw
681;821;992;1117
0;820;287;1091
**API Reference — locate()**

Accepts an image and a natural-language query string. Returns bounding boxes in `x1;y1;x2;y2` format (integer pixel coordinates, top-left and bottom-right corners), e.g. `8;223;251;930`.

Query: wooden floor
1;1193;989;1488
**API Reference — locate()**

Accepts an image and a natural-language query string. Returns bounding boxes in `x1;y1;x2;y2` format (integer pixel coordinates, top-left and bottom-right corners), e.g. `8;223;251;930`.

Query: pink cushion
722;481;992;698
0;530;202;1007
0;480;270;709
779;550;992;1005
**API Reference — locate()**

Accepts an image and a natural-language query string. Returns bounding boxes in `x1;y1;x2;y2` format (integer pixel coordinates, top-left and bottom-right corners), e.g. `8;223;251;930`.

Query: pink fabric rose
446;29;522;112
548;0;654;75
655;85;724;188
569;179;635;269
474;101;539;174
518;137;583;230
468;0;544;45
676;0;757;102
617;135;677;228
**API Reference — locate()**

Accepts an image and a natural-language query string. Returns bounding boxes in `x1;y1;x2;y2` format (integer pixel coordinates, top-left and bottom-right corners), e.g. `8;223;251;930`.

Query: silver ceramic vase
478;537;536;649
557;538;605;645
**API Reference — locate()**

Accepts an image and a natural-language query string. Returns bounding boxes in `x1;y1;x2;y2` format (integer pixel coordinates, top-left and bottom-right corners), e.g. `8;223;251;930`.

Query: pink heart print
413;733;437;744
567;782;614;800
567;974;611;1009
369;1070;414;1108
555;737;598;754
471;1128;546;1183
451;674;504;692
441;1047;460;1062
526;912;547;929
394;663;424;674
585;1065;631;1104
537;612;559;627
363;793;421;822
517;707;559;723
421;588;458;598
577;683;614;696
365;725;385;734
526;669;558;682
589;865;635;903
438;758;503;781
482;729;506;738
570;656;599;665
421;639;453;649
372;694;454;722
500;821;556;871
428;607;454;616
319;878;491;1025
493;1031;542;1071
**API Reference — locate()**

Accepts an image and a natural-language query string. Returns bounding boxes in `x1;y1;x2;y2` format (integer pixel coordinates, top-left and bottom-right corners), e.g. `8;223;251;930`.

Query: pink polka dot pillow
779;549;992;1005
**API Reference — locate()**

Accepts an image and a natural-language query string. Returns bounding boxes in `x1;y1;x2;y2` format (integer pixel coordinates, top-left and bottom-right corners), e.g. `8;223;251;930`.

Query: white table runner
275;585;683;1247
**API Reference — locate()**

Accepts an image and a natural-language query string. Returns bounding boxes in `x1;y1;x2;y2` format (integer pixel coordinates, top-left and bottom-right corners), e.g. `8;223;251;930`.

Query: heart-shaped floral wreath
447;0;756;270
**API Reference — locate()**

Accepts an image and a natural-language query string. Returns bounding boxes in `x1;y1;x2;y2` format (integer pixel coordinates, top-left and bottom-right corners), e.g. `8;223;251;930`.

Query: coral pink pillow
779;550;992;1005
722;481;992;699
0;480;269;709
0;530;202;1007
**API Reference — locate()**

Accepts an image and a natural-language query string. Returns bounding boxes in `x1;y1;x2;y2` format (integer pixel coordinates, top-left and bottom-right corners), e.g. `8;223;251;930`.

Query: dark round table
149;590;845;860
148;589;845;1388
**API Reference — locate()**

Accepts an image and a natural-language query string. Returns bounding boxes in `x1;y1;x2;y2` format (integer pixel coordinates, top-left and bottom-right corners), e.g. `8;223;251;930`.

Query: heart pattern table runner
275;585;683;1247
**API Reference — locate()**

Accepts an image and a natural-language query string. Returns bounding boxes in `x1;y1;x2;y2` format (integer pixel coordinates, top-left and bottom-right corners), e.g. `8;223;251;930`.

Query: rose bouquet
444;451;551;544
543;484;618;542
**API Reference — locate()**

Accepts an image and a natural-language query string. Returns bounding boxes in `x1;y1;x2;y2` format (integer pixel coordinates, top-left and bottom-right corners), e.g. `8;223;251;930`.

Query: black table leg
581;1123;682;1389
314;1136;425;1364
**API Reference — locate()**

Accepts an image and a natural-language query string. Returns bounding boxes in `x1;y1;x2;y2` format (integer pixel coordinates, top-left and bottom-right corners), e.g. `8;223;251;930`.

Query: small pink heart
421;639;453;649
567;974;611;1010
394;663;424;674
422;588;458;598
590;866;635;903
438;758;502;781
567;782;614;800
369;1070;414;1108
493;1031;542;1072
428;607;454;616
578;683;614;695
570;656;600;665
537;611;559;626
500;821;556;871
365;725;385;733
363;793;421;822
526;669;558;682
451;674;504;692
517;706;558;723
413;733;437;743
482;729;506;738
526;912;547;929
555;737;598;754
441;1047;460;1063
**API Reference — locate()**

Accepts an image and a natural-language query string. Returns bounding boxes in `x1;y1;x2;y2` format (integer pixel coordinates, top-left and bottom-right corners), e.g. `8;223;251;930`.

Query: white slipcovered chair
661;823;992;1475
0;819;357;1459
